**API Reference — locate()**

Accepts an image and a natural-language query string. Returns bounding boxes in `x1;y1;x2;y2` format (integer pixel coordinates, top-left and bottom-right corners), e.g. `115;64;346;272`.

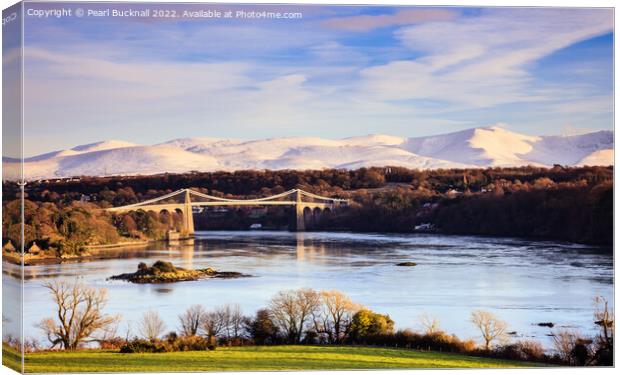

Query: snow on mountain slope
342;134;405;146
18;145;220;180
157;137;244;153
70;140;139;153
8;126;613;180
24;140;138;162
577;149;614;166
336;154;471;170
468;126;542;165
524;131;614;166
220;137;343;159
259;144;472;170
404;126;613;167
404;126;544;166
25;149;81;162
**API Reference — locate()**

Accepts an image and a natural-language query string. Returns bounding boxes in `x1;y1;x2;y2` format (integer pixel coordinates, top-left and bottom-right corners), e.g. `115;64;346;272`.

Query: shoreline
2;239;158;266
85;240;152;250
2;230;611;267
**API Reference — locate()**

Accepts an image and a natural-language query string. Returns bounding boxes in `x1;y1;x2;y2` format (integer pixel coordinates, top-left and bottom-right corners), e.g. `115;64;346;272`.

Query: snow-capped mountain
3;126;613;180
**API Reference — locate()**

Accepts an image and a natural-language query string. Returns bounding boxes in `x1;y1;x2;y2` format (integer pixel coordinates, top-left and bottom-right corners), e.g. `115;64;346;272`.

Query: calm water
3;231;614;348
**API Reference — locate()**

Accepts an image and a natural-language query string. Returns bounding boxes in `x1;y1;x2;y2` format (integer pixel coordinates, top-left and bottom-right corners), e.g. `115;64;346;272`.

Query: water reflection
153;287;174;294
3;231;614;348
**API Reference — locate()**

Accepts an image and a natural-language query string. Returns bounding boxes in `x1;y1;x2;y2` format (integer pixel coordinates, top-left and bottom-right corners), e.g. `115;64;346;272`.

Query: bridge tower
183;189;195;236
295;189;305;232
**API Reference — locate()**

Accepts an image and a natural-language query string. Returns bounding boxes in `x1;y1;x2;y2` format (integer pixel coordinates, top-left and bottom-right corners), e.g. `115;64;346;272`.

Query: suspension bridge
105;188;349;233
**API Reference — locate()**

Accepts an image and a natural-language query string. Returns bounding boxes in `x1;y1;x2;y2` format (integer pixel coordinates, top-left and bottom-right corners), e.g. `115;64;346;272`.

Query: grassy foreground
5;345;541;372
2;345;21;372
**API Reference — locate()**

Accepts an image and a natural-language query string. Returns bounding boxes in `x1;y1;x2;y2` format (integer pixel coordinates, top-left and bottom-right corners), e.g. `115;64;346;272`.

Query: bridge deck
104;189;348;232
107;200;339;212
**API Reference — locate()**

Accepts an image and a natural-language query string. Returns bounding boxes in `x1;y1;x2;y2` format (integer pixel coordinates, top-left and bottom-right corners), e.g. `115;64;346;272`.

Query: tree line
2;165;613;251
1;200;186;256
320;179;612;245
5;166;612;205
2;279;611;366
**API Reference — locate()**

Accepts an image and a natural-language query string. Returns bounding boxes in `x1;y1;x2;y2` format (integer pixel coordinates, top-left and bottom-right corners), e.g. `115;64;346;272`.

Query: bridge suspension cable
107;188;186;210
105;188;348;233
188;188;300;203
108;188;348;210
299;189;349;203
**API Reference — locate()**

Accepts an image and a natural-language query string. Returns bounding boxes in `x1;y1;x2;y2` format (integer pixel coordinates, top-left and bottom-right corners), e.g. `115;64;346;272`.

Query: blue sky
18;3;613;156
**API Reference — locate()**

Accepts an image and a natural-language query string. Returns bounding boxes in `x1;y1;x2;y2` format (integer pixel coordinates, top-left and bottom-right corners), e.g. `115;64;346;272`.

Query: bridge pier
183;190;195;236
295;190;305;232
295;205;306;231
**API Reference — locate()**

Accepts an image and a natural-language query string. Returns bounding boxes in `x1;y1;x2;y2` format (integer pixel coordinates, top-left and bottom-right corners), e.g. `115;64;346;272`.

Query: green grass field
2;345;542;373
2;345;22;372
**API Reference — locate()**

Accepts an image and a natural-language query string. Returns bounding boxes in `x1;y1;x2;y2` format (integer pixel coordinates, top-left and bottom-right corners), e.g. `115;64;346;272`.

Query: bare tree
139;310;166;341
228;304;245;339
217;305;233;340
210;304;246;343
418;314;441;335
123;320;134;342
551;329;581;364
201;309;227;343
313;290;361;344
470;310;507;350
23;337;41;353
96;319;121;345
593;296;613;351
38;279;119;350
178;305;206;336
269;288;320;343
269;290;300;343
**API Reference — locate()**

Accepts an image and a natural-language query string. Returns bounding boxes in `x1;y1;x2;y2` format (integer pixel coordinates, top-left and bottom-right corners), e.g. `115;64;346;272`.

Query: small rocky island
110;260;249;284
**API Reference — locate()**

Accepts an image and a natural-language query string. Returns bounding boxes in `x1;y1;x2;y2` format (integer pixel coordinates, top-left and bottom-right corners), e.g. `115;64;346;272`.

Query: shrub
571;338;594;366
167;335;211;352
152;260;176;273
551;330;594;365
302;330;319;345
344;328;476;354
349;309;394;342
482;340;548;363
412;331;475;353
98;337;125;350
165;331;178;343
120;339;166;353
246;309;281;345
120;335;212;353
218;336;253;347
517;340;546;362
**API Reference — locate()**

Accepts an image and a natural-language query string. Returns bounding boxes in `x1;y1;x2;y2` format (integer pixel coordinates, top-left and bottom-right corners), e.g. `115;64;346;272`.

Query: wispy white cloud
322;8;459;31
25;47;250;98
20;7;613;155
358;8;613;107
23;42;450;154
308;41;369;65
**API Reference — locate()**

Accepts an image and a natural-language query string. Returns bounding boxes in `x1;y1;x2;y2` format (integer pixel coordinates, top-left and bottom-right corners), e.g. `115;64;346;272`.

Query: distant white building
414;223;435;231
446;189;461;196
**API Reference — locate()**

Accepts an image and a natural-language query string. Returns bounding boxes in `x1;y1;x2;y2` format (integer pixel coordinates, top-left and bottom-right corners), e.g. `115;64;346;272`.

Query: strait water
2;231;614;348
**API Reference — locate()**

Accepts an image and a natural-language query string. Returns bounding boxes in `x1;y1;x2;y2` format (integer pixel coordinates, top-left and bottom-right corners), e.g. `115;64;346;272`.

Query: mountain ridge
4;126;613;180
